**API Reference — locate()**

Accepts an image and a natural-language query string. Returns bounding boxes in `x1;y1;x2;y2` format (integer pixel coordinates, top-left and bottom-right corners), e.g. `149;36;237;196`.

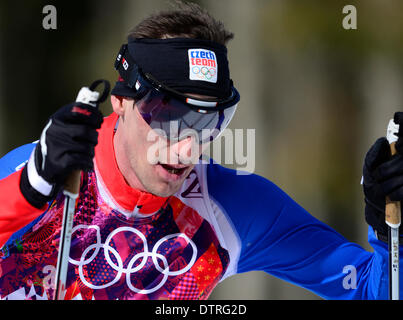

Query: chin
140;176;182;197
149;184;181;198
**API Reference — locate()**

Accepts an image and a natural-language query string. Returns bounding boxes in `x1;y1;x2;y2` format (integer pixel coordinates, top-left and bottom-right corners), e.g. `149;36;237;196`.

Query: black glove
20;80;110;208
363;112;403;240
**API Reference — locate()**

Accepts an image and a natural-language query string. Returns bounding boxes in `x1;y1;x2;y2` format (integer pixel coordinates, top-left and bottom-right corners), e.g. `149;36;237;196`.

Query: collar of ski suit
94;112;169;216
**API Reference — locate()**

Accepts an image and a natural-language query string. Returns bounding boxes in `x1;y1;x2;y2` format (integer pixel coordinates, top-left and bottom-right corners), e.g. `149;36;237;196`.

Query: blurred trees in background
1;0;403;299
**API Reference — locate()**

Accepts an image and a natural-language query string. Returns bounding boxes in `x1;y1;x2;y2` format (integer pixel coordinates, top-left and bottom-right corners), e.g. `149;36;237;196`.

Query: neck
94;112;169;216
113;120;146;192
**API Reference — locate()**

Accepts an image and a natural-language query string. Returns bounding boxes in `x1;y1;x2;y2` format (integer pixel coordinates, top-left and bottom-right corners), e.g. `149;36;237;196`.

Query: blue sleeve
0;143;37;179
207;164;392;300
0;142;48;247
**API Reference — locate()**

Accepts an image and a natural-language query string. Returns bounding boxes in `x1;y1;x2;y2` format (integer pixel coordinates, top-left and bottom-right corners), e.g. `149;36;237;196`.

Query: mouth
157;163;189;176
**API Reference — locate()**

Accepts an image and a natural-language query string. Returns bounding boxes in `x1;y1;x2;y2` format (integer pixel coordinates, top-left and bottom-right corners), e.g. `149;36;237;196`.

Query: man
0;2;403;300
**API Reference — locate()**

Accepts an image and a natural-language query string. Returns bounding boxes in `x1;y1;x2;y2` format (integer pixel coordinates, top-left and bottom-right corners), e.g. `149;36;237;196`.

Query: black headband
111;38;232;99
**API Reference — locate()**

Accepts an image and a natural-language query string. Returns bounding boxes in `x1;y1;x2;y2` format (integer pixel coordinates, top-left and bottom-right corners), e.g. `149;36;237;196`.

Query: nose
169;135;201;165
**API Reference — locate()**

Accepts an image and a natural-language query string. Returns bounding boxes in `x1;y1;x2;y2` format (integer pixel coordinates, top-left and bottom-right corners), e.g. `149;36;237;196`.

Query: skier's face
111;95;206;197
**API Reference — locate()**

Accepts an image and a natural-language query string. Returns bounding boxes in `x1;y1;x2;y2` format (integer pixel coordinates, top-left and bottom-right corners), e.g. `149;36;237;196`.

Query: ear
111;95;125;116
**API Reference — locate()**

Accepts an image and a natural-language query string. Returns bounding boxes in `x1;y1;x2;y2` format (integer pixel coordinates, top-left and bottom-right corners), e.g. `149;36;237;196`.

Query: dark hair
128;1;234;46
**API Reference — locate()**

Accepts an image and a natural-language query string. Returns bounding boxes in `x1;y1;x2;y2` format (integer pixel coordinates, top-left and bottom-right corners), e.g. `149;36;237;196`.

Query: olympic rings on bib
68;225;198;294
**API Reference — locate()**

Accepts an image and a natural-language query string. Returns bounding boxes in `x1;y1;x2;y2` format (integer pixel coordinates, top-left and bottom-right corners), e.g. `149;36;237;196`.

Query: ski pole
386;118;401;300
54;80;110;300
54;170;81;300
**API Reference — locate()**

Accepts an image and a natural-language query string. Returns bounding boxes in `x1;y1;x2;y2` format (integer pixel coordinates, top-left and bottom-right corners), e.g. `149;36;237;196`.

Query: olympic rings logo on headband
191;66;216;80
69;225;198;294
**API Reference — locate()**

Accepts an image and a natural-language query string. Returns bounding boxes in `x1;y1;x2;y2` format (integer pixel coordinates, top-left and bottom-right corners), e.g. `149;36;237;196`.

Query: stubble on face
113;99;197;198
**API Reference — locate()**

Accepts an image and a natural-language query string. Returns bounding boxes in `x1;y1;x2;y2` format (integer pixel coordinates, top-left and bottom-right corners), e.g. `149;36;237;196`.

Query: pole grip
64;170;81;196
386;197;402;227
